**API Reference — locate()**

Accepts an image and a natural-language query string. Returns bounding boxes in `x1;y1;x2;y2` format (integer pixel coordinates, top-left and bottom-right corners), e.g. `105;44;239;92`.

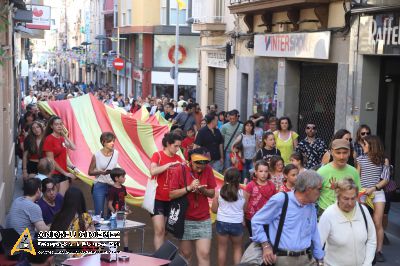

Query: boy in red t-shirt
181;128;195;160
108;168;130;252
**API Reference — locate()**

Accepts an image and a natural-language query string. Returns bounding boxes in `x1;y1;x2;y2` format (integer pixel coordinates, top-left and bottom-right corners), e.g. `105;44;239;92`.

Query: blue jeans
242;159;253;183
92;182;109;217
224;150;232;169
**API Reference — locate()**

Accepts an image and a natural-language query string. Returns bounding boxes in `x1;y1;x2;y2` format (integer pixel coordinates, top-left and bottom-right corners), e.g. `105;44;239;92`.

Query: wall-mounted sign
254;31;331;60
133;67;142;82
359;13;400;55
26;5;51;30
207;51;227;68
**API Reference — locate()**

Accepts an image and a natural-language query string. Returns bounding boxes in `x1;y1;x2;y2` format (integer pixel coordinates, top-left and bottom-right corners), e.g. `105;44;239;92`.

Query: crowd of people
4;77;397;266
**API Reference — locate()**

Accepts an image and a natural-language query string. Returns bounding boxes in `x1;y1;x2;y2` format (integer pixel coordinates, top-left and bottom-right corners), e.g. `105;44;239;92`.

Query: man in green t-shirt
317;139;361;215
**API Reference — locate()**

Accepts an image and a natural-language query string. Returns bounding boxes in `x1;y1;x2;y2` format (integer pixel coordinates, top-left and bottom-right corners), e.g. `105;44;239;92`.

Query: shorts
182;219;212;240
52;174;69;184
27;160;39;174
216;221;244;237
151;199;170;217
360;190;386;203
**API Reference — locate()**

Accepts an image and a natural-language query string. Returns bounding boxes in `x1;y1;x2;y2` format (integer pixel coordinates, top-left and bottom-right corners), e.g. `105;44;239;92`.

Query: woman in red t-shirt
170;148;217;266
149;133;183;250
22;121;44;180
41;116;76;196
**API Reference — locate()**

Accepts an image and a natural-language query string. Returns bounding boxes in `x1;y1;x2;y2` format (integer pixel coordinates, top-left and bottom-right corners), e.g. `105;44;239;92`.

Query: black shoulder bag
166;165;189;239
262;192;289;266
178;113;191;130
223;122;241;154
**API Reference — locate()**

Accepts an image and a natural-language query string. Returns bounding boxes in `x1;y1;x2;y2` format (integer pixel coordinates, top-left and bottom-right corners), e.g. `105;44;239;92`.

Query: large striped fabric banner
38;94;224;206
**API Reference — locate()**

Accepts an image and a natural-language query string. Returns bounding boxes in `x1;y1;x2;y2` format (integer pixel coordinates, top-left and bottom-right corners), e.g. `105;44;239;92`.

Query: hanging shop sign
359;13;400;55
254;31;331;60
207;51;227;68
26;5;51;30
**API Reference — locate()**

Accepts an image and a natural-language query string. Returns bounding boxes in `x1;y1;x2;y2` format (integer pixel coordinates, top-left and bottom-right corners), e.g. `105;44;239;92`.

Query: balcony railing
192;16;226;24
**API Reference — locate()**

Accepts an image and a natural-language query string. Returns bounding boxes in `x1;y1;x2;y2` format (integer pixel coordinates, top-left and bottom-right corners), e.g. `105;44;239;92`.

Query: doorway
240;73;249;121
377;58;400;182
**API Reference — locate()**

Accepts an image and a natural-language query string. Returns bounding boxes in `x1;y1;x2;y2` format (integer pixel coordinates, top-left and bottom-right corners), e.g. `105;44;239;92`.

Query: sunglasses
194;160;209;165
361;132;370;136
306;126;316;130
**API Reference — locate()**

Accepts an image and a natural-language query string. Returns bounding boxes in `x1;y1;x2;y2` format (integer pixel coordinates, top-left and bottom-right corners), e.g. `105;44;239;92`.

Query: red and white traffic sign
112;58;124;71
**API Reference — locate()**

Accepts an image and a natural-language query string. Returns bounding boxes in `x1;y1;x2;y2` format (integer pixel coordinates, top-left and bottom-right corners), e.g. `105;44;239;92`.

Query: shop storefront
207;51;227;111
350;1;400;180
254;31;342;144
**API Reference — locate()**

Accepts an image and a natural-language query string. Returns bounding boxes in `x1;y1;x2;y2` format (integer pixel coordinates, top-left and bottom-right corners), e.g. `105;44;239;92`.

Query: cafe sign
359;14;400;55
254;31;331;60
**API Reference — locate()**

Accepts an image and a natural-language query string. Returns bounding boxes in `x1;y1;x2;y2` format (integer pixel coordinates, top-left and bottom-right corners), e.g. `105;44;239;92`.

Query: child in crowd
108;168;130;252
181;127;195;160
230;142;245;180
280;164;299;192
254;132;281;163
290;152;306;173
243;160;277;236
211;168;245;266
269;155;285;191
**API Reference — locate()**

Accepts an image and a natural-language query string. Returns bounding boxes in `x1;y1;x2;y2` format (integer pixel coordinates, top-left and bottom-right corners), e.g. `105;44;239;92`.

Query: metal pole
117;24;120;91
173;7;180;101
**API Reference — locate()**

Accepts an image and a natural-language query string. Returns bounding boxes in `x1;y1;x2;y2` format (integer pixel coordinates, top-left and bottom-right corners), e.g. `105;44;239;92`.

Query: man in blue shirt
249;171;324;266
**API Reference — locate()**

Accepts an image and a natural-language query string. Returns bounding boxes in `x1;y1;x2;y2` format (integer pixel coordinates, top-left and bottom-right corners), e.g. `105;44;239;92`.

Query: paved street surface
12;161;400;265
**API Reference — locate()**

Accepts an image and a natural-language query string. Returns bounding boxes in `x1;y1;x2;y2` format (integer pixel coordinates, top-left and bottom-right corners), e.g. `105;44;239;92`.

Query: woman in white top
212;168;246;266
88;132;119;217
319;177;376;266
232;120;260;183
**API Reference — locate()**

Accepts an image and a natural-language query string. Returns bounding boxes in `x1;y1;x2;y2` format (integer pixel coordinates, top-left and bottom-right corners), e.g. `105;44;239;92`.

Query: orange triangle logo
10;228;36;256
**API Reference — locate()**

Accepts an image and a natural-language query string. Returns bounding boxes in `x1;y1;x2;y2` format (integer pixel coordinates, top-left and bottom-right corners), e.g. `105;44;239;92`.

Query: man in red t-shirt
169;148;217;266
149;133;183;250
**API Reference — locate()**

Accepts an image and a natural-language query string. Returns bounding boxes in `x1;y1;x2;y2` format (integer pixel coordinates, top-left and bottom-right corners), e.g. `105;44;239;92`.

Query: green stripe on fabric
136;119;159;158
69;94;104;153
105;106;149;186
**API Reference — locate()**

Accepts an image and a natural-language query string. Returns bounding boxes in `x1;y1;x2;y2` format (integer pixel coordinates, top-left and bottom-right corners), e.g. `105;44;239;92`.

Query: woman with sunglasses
169;148;217;266
322;129;355;167
354;124;371;158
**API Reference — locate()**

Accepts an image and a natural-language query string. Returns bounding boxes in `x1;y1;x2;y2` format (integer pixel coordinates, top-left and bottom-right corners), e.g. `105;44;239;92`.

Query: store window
152;84;196;100
135;80;142;98
253;58;278;121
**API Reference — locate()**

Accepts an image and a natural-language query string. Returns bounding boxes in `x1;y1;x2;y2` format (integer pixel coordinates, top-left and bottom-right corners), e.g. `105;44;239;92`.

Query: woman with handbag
88;132;119;217
169;148;217;266
356;135;389;262
148;133;183;250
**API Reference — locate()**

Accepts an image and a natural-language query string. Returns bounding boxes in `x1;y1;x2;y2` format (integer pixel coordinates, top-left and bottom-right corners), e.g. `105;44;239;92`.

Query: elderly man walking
241;170;324;266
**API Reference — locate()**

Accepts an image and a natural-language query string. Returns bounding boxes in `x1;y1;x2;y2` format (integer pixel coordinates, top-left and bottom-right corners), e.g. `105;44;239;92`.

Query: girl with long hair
149;132;183;250
280;164;299;192
212;168;246;266
22;121;44;180
255;132;281;163
354;124;371;158
357;135;389;262
232;120;260;183
41;116;76;196
243;160;277;236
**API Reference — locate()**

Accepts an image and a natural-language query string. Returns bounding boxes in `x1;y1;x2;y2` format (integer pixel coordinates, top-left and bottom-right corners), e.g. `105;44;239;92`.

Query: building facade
349;0;400;181
117;0;199;99
225;0;350;145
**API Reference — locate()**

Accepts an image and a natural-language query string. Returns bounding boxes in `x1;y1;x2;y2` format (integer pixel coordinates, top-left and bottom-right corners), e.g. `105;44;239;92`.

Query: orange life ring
168;45;187;64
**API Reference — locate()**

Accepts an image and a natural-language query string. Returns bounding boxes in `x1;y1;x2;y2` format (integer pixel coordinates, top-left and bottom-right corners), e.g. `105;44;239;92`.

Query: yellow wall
124;0;161;26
